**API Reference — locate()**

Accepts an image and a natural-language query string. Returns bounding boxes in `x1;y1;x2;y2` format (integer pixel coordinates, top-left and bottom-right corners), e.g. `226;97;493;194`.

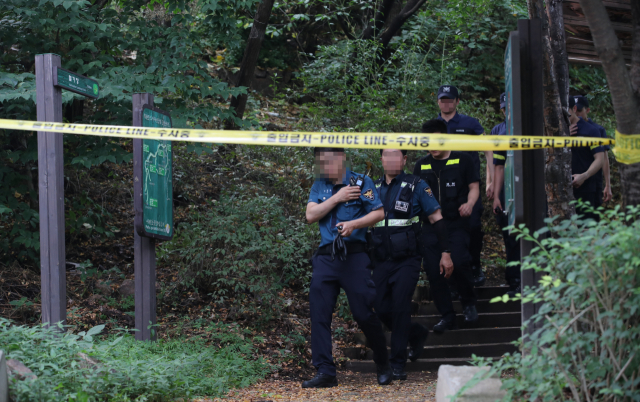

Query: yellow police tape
613;131;640;165
0;117;632;156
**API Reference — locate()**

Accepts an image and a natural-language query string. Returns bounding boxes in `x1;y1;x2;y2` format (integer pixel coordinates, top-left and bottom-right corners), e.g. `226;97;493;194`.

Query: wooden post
36;54;66;328
133;93;157;341
518;19;547;337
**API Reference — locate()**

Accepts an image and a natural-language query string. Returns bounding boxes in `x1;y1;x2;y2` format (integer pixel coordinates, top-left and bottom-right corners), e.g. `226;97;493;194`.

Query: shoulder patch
425;187;434;198
363;189;375;200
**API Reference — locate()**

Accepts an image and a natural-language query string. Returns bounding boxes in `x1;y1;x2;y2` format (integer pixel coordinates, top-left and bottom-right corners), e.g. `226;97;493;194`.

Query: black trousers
310;253;388;376
495;189;521;285
422;228;477;319
372;256;422;370
468;196;484;269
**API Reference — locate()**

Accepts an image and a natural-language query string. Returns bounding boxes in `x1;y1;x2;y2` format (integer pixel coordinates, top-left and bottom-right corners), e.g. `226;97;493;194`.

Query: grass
0;318;271;401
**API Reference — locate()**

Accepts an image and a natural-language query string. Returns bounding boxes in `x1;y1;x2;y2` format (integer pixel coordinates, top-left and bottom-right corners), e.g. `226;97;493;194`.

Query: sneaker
392;367;407;381
301;372;338;388
462;305;479;323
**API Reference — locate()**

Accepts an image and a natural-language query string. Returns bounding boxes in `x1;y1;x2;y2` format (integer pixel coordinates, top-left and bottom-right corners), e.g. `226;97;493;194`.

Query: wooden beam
564;0;630;11
564;16;633;33
36;54;66;329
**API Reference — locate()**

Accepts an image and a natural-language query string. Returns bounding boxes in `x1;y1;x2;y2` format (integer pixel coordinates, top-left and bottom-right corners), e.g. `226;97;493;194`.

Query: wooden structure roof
564;0;632;66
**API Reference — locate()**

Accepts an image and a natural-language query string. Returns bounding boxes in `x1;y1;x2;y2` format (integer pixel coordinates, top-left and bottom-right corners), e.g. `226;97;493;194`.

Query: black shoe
392;368;407;381
301;373;338;388
407;323;429;362
463;305;479;323
376;364;393;385
507;281;521;298
471;265;486;287
433;316;459;333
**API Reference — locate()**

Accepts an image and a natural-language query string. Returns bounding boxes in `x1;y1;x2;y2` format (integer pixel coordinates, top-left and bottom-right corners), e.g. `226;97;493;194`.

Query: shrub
0;318;270;401
161;192;316;323
469;205;640;402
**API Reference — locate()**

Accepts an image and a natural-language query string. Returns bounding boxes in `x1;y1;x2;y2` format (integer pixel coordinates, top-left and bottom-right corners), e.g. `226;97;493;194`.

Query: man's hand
440;253;454;279
603;184;613;203
459;201;473;217
486;182;494;200
572;173;586;188
493;197;503;215
570;123;578;136
334;185;361;203
335;221;356;237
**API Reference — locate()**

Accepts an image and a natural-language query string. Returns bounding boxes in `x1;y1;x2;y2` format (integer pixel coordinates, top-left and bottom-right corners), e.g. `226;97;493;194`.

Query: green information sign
54;67;99;99
139;106;173;240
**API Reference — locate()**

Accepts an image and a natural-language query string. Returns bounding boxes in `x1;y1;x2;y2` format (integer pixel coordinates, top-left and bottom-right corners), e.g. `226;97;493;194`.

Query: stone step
409;312;521;329
343;342;517;360
346;357;471;373
354;327;522;347
413;286;510;302
412;299;520;315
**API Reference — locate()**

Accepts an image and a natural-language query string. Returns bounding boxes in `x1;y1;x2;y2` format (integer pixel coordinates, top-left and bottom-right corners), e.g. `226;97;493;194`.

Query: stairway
343;286;521;372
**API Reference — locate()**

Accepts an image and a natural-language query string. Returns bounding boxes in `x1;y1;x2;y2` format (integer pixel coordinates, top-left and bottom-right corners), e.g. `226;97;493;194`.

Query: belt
373;216;420;227
316;242;367;255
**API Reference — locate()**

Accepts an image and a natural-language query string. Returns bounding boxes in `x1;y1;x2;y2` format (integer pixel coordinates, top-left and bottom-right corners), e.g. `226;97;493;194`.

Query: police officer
303;147;392;388
491;93;521;297
370;148;453;380
435;85;492;287
568;97;605;221
413;119;480;332
570;95;612;206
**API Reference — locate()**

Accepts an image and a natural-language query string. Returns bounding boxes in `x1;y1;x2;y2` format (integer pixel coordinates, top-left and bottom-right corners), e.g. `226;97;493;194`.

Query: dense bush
469;205;640;401
1;318;270;401
160;192;316;323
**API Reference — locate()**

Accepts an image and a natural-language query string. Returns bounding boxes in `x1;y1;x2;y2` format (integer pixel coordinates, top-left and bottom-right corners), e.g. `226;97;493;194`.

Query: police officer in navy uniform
435;85;492;288
413;119;480;332
570;95;612;206
370;148;453;380
303;147;393;388
568;97;606;221
491;93;521;297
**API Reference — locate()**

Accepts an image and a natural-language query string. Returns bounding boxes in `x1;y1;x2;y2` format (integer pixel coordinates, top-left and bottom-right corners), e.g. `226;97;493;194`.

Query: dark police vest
417;154;469;229
369;175;421;261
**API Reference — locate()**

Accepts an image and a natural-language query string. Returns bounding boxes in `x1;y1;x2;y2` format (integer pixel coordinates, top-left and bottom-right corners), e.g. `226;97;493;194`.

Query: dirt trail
206;371;438;402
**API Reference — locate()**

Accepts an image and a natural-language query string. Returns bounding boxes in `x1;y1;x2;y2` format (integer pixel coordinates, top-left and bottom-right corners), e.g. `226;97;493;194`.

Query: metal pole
36;54;66;328
133;93;157;341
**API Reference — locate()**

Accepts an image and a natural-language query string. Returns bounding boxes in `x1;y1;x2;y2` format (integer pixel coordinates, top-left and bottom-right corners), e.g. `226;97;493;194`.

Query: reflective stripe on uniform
493;154;506;160
446;159;460;165
374;216;420;227
421;164;432;170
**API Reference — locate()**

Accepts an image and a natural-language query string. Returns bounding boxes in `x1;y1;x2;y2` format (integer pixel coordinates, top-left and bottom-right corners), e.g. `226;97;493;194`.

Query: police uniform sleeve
599;126;611;151
360;176;383;213
493;151;507;166
415;180;440;216
470;117;485;135
308;181;319;204
462;154;480;183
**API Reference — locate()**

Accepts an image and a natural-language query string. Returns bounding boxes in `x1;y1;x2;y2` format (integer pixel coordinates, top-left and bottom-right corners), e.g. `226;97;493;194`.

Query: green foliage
473;205;640;401
159;192;316;324
1;318;270;401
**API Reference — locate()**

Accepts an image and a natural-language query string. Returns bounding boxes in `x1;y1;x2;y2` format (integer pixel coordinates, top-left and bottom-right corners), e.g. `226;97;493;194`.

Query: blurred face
438;98;459;114
430;150;443;158
381;149;406;175
315;151;346;180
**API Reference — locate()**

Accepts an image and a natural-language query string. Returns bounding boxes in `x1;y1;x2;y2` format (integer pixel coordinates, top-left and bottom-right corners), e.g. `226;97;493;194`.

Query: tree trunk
578;0;640;207
225;0;275;129
529;0;575;219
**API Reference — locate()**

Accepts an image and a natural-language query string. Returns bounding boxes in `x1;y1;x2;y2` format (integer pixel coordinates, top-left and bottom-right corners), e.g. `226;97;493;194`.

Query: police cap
437;85;459;100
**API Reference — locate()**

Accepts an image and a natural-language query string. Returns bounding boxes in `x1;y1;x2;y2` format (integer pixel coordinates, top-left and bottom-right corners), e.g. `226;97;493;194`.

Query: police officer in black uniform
435;85;493;288
303;147;393;388
491;93;521;296
370;148;453;380
568;97;605;221
413;119;480;331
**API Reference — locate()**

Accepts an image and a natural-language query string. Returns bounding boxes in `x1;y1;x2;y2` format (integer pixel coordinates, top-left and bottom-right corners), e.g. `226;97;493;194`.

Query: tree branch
336;14;355;40
378;0;427;48
361;0;396;40
578;0;640;134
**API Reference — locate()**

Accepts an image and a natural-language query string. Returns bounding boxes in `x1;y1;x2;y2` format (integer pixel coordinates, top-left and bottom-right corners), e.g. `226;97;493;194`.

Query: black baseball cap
500;92;506;109
437;85;459;100
569;95;589;110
